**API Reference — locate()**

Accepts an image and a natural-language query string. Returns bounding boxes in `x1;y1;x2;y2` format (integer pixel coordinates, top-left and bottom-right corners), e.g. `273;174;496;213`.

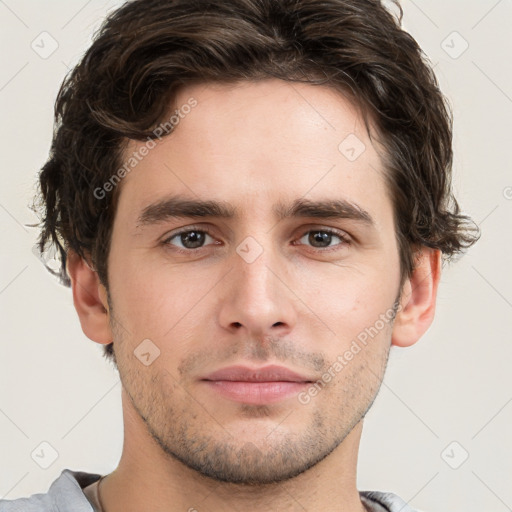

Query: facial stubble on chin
107;290;400;486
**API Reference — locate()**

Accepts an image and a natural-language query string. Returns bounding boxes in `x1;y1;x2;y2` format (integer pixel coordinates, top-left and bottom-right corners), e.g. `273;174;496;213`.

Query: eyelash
161;225;351;255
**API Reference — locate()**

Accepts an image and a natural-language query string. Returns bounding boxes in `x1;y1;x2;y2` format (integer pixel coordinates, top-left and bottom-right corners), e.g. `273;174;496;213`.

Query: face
106;79;402;484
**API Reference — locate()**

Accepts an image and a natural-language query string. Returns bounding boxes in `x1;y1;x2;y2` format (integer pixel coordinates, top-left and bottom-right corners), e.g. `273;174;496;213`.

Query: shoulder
0;469;102;512
360;490;423;512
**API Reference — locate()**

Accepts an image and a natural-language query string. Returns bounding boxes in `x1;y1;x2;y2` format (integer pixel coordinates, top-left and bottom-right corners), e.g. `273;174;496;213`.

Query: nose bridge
235;237;279;310
218;234;296;334
237;239;275;302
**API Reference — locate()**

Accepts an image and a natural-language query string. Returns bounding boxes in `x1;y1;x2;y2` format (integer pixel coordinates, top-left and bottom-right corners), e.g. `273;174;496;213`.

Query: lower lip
202;380;310;404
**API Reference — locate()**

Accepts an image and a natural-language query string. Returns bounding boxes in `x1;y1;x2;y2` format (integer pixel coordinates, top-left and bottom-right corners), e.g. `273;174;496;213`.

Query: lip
201;364;314;383
200;365;314;405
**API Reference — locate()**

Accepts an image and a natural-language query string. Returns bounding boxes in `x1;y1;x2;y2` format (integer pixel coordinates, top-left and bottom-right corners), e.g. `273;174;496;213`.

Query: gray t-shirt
0;469;419;511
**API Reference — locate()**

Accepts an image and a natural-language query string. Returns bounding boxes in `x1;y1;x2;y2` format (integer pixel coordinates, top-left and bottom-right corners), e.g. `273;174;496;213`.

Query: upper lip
201;365;314;383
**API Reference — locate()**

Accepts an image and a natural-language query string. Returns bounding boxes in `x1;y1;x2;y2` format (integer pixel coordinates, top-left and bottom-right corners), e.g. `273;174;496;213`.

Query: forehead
116;79;391;227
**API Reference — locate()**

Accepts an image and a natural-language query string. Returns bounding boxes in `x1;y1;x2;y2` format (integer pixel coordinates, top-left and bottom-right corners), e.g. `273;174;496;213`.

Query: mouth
200;364;315;404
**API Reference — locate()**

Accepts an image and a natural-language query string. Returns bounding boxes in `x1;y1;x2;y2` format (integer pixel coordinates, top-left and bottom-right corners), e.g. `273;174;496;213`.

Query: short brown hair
34;0;479;363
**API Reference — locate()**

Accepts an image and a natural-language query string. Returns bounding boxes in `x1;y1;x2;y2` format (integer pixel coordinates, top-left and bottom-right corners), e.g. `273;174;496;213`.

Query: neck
99;389;367;512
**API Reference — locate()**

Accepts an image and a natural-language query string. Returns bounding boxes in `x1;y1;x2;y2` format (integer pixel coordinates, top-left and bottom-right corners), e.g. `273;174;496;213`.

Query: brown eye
297;229;350;250
163;229;215;250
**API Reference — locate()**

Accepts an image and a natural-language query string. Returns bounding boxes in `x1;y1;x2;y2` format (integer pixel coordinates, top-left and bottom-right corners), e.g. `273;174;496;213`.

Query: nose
217;243;298;338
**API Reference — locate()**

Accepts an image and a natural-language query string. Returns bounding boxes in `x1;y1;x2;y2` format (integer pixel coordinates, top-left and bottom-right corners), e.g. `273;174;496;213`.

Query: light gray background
0;1;511;510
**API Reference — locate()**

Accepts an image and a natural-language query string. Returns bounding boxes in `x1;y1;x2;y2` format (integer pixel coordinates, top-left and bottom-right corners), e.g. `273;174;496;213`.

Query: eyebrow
136;195;374;228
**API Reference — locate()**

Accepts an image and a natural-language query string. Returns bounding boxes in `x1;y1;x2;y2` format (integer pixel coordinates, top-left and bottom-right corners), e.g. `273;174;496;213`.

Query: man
0;0;479;510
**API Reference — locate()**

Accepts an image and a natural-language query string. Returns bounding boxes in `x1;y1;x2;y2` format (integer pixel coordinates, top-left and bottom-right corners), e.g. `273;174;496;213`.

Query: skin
67;79;441;511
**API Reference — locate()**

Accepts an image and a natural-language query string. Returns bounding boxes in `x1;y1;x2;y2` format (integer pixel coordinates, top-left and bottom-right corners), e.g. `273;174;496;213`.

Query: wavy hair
33;0;480;364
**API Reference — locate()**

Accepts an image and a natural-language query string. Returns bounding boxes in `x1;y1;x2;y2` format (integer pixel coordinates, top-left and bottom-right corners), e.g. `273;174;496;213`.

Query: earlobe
391;248;442;348
66;250;113;345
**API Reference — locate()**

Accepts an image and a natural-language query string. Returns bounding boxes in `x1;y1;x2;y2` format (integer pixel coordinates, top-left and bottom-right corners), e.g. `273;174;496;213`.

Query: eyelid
161;224;351;256
294;226;352;249
161;224;216;244
297;225;350;239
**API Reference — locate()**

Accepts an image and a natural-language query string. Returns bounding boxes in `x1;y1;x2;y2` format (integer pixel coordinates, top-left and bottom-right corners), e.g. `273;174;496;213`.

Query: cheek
109;254;221;341
295;260;398;342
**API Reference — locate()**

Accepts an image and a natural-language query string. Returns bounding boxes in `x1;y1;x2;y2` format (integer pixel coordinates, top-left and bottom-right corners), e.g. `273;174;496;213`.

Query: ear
391;247;442;348
66;250;113;345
